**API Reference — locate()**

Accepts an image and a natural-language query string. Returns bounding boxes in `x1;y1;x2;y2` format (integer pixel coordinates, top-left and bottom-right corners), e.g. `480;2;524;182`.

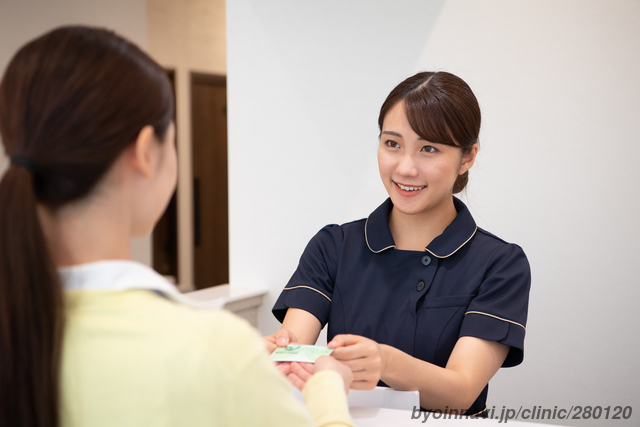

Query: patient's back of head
0;26;173;427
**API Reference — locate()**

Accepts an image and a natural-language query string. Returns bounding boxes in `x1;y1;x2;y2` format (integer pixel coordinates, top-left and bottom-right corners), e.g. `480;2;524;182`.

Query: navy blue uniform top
273;197;531;415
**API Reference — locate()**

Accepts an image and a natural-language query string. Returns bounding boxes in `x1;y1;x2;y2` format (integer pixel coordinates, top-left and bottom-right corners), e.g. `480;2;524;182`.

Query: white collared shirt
59;259;223;308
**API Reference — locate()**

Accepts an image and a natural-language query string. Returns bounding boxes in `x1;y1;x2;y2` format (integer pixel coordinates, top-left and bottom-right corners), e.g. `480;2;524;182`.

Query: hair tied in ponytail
10;154;39;177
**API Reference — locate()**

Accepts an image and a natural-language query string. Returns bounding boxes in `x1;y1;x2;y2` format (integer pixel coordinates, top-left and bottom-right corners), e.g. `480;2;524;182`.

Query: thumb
328;334;357;349
275;328;294;347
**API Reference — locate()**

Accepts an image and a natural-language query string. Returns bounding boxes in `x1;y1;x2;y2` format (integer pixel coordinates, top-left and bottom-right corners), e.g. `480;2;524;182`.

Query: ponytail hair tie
10;154;39;176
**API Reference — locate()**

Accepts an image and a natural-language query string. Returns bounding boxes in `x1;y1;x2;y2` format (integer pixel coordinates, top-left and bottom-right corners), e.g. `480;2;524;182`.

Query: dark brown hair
0;26;173;427
378;71;481;193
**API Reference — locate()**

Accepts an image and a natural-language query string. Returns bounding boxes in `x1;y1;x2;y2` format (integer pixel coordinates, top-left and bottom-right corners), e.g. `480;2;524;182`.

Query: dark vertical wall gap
191;73;229;288
153;69;179;281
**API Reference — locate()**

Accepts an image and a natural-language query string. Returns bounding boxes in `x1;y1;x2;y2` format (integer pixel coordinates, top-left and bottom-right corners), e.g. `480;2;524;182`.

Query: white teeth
397;183;426;191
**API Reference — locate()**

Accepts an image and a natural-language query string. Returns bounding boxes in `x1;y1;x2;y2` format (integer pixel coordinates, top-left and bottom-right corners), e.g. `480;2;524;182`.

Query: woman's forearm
380;345;475;411
380;337;509;412
282;308;322;345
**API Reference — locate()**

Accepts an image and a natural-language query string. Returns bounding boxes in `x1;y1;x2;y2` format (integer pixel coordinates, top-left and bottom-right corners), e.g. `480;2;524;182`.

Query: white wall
0;0;151;264
227;1;640;425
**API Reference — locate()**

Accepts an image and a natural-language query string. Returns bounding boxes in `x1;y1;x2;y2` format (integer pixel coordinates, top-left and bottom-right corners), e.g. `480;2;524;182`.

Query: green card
270;344;334;363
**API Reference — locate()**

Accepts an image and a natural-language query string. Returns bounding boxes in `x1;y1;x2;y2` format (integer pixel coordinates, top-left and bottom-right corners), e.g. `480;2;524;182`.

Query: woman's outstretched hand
263;328;303;380
286;357;353;395
328;334;385;390
262;327;297;354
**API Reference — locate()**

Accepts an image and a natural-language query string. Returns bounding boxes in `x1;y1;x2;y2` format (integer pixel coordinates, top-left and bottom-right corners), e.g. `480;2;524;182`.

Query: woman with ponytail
0;26;353;427
269;72;532;417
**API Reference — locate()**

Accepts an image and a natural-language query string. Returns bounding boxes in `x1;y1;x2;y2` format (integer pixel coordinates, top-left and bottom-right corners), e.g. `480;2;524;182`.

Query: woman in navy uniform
268;71;531;416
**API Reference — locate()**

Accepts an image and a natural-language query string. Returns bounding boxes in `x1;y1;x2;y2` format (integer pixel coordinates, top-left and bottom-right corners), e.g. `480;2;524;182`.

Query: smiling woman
377;72;480;250
378;71;480;194
268;71;531;417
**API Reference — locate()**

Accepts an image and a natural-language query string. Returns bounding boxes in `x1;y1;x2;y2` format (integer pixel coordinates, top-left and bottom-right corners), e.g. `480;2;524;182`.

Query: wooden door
191;73;228;289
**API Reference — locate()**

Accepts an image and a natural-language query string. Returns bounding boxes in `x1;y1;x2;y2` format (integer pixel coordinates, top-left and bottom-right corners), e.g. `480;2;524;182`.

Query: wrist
379;344;393;380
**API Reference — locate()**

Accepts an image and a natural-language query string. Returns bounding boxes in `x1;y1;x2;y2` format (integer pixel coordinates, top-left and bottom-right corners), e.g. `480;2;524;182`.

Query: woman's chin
389;198;428;216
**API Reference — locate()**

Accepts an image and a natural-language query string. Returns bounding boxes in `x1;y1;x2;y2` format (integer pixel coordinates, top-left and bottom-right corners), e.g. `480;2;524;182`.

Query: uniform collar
365;197;477;258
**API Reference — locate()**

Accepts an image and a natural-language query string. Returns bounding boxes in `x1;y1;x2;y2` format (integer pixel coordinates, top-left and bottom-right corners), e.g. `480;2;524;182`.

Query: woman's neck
37;191;133;268
388;198;458;251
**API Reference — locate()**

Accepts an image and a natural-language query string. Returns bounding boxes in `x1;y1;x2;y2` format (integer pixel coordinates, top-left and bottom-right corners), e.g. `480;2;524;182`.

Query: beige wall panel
147;0;227;290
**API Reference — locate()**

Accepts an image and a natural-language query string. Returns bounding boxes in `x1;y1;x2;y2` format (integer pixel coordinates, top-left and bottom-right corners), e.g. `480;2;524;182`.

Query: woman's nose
396;153;419;177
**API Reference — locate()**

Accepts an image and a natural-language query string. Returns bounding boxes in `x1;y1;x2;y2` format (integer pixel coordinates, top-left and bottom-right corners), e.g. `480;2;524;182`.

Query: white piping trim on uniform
425;227;478;259
283;286;332;302
464;311;526;332
365;215;396;253
465;405;488;417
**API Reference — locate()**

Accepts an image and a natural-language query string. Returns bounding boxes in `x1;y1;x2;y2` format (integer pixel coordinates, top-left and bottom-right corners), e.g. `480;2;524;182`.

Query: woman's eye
385;140;399;148
421;145;437;153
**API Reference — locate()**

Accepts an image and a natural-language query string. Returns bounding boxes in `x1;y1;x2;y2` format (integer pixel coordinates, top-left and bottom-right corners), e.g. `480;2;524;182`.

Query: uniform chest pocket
416;294;476;367
424;294;475;309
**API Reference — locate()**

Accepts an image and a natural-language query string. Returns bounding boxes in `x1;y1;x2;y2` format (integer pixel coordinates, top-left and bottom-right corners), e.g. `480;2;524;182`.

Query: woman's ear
130;125;157;179
459;143;479;175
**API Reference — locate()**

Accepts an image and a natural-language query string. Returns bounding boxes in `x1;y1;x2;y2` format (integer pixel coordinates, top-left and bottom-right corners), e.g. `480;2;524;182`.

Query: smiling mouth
395;182;426;192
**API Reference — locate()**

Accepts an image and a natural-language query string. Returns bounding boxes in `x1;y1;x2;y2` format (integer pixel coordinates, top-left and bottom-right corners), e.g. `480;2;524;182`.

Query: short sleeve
459;243;531;367
272;225;344;326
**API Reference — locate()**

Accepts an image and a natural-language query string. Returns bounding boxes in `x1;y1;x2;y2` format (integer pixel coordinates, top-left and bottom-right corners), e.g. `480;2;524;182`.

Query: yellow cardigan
60;262;353;427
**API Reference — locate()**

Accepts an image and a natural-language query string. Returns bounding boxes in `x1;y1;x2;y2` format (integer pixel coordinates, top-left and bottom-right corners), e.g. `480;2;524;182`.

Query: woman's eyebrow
382;130;429;142
381;130;402;137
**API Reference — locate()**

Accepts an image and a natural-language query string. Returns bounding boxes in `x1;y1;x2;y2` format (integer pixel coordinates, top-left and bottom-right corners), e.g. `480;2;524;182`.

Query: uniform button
421;255;432;266
417;281;425;291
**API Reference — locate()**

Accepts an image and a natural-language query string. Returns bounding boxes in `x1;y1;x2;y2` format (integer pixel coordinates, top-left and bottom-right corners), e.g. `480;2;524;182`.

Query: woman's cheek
377;153;394;178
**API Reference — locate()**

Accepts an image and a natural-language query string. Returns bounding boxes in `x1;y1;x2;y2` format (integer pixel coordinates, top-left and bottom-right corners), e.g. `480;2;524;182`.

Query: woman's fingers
338;359;381;388
276;361;292;375
262;334;278;354
326;334;383;389
286;362;314;391
332;345;371;361
288;373;306;391
262;328;299;355
329;334;378;360
291;362;313;381
275;328;297;347
338;358;370;373
328;334;360;349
